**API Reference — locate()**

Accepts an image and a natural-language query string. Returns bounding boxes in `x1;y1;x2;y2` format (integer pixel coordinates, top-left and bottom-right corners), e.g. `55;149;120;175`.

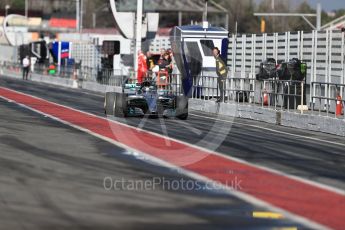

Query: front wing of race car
126;95;177;117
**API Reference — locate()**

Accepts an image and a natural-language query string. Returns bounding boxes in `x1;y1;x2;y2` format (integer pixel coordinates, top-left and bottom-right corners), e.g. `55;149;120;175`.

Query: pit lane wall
1;69;122;93
1;69;344;137
190;99;345;137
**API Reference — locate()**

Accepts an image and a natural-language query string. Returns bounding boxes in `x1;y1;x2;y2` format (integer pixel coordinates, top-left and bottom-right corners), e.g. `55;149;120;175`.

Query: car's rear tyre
104;92;127;117
105;92;115;115
114;93;127;117
175;96;188;120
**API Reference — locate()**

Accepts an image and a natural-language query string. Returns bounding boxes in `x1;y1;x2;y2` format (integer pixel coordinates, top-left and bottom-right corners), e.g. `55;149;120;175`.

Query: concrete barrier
281;112;345;137
81;81;122;94
2;70;75;88
1;70;122;94
189;99;345;137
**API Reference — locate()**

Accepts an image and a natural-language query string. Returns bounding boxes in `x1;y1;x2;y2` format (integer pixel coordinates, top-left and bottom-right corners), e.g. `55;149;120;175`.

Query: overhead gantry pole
254;3;322;31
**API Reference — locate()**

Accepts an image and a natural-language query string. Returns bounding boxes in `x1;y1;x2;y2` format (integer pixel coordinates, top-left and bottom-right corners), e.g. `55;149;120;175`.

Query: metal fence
191;74;307;111
311;82;345;118
0;61;183;93
2;59;344;118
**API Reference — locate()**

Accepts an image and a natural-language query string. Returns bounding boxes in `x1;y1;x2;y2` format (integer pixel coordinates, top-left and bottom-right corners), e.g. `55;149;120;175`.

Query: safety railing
2;61;344;118
192;75;307;113
311;82;345;119
0;61;127;86
259;79;307;112
0;61;22;73
32;63;75;78
0;61;182;91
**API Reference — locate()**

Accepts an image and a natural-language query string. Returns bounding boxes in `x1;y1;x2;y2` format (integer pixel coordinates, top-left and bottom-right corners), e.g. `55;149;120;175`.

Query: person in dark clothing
156;52;173;86
159;48;166;60
158;52;172;72
213;47;228;102
166;48;173;63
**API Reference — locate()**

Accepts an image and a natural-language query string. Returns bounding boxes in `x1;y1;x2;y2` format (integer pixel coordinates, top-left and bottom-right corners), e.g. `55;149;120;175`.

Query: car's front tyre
175;96;188;120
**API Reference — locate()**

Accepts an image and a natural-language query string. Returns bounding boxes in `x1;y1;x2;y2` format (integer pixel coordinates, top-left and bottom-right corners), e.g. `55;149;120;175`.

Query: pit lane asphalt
1;76;344;192
0;78;307;229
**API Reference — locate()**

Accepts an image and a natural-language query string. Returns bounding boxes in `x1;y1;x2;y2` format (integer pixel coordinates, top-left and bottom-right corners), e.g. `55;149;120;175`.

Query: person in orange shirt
137;50;147;83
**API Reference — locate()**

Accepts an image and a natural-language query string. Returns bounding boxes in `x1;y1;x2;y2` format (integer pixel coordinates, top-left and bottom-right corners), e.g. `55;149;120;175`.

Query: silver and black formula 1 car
104;80;188;119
